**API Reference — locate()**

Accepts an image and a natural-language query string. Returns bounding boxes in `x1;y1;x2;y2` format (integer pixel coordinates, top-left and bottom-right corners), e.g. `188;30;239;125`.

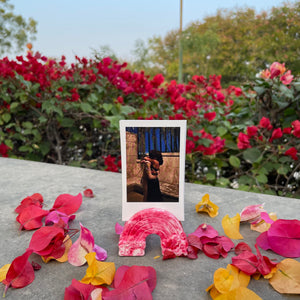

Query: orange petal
269;259;300;294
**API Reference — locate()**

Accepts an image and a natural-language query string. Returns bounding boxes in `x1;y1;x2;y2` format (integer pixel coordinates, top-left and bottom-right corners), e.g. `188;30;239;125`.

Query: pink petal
68;223;95;266
240;204;265;223
189;223;219;238
93;244;107;261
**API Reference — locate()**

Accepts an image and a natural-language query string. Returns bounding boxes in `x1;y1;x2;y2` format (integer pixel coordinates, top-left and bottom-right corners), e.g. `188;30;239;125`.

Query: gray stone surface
0;157;299;300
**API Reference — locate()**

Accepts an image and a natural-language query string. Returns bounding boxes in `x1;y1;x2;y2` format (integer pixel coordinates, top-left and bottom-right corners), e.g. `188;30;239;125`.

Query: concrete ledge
0;157;299;299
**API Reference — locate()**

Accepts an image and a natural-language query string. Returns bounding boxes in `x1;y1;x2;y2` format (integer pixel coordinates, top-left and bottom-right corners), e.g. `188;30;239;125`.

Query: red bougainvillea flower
50;193;82;215
150;73;164;88
270;62;286;79
269;128;283;142
246;126;258;138
186;139;195;154
28;225;66;259
283;127;292;134
259;117;273;130
15;193;44;214
102;265;157;299
237;132;251;149
257;219;300;258
284;147;298;160
16;205;49;230
3;249;35;297
280;70;293;85
0;143;9;157
291;120;300;138
204;112;216;122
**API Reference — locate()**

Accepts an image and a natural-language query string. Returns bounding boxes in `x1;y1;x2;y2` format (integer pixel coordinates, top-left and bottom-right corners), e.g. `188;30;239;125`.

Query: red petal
3;250;35;294
28;226;65;255
187;235;203;250
16;205;49;230
231;251;259;275
187;245;199;259
102;266;156;300
202;244;220;259
64;279;100;300
255;244;277;276
235;242;253;255
15;193;43;214
51;193;82;215
83;189;94;198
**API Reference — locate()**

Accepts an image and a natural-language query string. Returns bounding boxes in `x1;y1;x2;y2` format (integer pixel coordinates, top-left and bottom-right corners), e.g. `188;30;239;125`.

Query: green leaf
60;118;74;128
229;155;241;168
19;145;32;152
256;173;268;184
2;113;11;123
238;175;254;185
217;126;227;136
22;121;33;129
277;165;289;175
243;148;262;163
206;173;216;181
4;139;13;149
198;138;213;147
87;93;99;103
10;102;19;111
120;105;136;115
38;116;47;123
39;142;51;156
225;140;238;150
80;102;94;113
216;177;230;186
253;86;266;96
103;103;113;113
105;115;121;130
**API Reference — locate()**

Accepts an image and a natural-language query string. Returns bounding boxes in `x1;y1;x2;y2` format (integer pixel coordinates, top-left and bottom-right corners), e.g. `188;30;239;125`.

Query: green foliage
128;1;300;85
0;0;37;54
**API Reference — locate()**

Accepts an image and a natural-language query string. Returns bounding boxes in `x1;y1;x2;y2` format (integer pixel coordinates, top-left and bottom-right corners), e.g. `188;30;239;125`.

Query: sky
9;0;291;62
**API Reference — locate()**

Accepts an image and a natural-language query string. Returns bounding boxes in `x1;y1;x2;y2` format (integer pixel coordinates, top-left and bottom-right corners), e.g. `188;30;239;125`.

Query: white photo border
120;120;186;221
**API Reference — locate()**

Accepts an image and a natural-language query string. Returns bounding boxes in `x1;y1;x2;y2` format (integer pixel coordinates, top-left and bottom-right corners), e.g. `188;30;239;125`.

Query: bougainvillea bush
0;53;299;197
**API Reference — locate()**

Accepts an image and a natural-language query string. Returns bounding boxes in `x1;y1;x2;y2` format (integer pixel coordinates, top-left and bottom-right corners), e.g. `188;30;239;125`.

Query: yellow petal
0;264;10;282
81;252;115;286
195;193;219;217
269;259;300;294
214;268;234;294
226;264;250;289
214;287;262;300
222;214;243;240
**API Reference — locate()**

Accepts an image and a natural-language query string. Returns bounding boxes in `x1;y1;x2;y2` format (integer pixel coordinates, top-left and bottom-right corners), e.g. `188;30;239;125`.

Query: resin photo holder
118;208;188;257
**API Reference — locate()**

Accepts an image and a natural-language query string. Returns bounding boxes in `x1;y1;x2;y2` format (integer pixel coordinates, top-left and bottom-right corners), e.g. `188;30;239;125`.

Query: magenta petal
45;211;75;228
93;244;107;261
189;223;219;238
115;222;124;235
267;219;300;257
256;231;271;251
68;223;95;266
260;212;274;224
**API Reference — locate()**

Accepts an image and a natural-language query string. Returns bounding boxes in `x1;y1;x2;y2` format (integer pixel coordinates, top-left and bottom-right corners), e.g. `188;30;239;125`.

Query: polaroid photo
120;120;187;221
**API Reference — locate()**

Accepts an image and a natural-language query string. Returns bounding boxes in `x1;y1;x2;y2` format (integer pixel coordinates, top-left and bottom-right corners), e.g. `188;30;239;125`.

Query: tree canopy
129;1;300;85
0;0;37;55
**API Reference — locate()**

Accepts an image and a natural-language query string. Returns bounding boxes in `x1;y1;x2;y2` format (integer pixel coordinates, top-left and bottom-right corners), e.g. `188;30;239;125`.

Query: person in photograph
141;150;163;202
